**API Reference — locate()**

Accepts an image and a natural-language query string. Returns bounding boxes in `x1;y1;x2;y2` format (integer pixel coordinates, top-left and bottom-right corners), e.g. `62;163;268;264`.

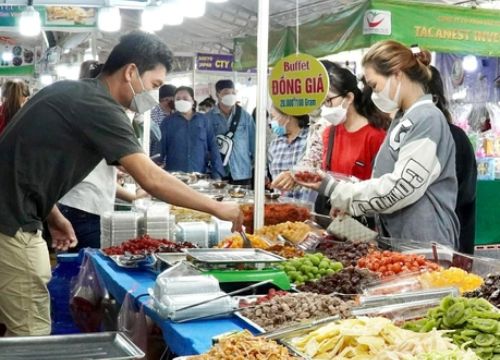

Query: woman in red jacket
320;61;389;180
0;80;30;135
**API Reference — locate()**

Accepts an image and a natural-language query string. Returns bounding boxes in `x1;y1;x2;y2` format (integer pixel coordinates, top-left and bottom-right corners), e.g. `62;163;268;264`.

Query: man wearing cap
150;84;176;158
206;80;255;186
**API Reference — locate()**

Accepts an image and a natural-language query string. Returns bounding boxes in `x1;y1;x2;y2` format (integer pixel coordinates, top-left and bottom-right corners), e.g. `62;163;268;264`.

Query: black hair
79;60;103;79
175;86;197;112
199;95;216;109
215;79;234;93
321;60;390;129
251;107;269;123
101;31;173;75
428;65;452;124
296;114;310;128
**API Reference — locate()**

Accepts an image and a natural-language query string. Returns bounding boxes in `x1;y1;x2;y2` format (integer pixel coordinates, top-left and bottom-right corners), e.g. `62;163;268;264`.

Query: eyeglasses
325;94;343;106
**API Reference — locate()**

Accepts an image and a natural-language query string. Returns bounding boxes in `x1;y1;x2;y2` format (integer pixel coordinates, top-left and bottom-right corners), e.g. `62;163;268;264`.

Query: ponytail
1;81;28;125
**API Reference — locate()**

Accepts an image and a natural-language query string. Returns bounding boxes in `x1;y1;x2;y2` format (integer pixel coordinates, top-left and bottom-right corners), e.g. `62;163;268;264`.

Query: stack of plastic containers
100;211;139;248
138;203;175;240
154;275;232;321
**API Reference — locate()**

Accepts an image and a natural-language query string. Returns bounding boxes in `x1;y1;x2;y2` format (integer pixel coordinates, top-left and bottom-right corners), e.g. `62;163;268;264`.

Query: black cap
215;79;234;93
159;84;177;99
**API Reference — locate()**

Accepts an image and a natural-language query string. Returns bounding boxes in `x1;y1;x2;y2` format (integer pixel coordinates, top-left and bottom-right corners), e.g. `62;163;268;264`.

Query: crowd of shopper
0;32;478;338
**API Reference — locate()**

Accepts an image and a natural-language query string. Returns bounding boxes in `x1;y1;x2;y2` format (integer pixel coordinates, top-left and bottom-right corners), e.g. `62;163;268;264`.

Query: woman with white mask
272;62;388;218
296;41;460;249
160;86;225;179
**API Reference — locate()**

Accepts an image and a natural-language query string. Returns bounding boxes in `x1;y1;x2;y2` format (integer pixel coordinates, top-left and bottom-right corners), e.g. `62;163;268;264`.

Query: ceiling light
184;0;206;18
462;55;478;73
98;6;121;32
141;4;164;32
2;52;13;62
19;5;41;37
161;0;184;26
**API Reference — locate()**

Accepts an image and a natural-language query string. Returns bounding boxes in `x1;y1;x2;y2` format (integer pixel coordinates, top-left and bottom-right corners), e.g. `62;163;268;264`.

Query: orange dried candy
419;267;484;293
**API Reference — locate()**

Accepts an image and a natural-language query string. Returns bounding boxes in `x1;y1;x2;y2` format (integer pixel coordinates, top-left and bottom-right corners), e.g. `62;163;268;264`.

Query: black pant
223;176;252;187
58;204;101;251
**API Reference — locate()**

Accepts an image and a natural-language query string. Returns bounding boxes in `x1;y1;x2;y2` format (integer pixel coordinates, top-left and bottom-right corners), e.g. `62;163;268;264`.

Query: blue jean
57;204;101;251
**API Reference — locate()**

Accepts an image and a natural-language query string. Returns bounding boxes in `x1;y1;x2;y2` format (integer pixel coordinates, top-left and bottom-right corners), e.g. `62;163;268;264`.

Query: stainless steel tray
0;332;145;360
182;248;285;264
155;252;187;266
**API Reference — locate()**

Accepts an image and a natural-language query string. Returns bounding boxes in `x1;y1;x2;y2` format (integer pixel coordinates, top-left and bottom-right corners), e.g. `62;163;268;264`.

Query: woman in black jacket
428;65;477;254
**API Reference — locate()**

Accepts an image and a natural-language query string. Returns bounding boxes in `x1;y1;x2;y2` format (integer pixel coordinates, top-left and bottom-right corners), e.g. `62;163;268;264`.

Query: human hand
293;170;326;191
48;215;78;251
213;201;244;232
135;188;149;200
329;208;347;219
270;171;295;191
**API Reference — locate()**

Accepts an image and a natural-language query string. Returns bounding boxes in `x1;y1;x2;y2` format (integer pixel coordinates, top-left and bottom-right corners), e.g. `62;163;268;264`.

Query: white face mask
322;100;347;126
175;100;192;113
371;76;401;113
221;94;237;107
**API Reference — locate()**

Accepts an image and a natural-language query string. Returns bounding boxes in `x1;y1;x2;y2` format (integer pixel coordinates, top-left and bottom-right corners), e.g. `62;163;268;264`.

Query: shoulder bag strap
325;126;336;171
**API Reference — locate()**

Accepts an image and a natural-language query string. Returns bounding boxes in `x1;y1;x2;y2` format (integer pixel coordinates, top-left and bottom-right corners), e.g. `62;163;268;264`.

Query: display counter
89;252;252;356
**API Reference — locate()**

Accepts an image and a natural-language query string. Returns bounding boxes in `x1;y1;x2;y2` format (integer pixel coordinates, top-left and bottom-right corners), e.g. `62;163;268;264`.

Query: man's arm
119;153;243;231
46;205;78;250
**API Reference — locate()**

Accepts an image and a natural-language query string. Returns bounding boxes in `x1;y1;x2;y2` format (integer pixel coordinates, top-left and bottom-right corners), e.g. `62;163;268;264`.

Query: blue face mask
271;120;287;136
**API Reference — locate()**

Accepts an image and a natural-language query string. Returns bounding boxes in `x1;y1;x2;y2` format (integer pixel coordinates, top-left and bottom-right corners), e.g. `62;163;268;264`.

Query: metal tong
173;279;273;314
240;226;252;248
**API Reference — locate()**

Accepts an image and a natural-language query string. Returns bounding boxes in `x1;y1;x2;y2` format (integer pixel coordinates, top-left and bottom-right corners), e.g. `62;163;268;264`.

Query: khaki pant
0;230;51;336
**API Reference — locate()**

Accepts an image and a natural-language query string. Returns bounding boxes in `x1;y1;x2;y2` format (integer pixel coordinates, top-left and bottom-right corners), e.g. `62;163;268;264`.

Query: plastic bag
326;214;378;242
118;291;148;354
70;251;108;332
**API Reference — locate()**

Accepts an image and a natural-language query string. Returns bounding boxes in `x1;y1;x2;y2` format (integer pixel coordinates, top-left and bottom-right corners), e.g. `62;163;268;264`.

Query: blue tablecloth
90;252;253;356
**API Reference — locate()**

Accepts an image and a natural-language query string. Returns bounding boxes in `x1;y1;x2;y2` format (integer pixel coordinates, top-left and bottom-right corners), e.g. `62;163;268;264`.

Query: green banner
368;0;500;57
0;6;96;30
234;0;500;70
234;1;369;70
0;64;34;77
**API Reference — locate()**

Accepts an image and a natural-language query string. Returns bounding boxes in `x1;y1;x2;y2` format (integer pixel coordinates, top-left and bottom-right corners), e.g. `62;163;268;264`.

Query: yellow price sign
269;53;329;116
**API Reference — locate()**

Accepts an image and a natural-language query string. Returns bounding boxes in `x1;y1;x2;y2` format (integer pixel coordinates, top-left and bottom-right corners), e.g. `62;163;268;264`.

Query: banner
234;0;500;70
196;53;234;72
0;6;96;30
234;1;370;70
0;39;36;77
368;0;500;57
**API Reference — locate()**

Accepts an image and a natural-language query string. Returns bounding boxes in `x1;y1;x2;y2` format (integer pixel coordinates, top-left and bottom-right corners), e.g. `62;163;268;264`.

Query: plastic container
47;253;81;334
154;275;220;298
162;292;233;321
359;287;459;307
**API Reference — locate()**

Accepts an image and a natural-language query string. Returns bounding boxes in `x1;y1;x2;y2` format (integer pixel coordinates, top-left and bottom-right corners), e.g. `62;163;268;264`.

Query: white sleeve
320;114;444;217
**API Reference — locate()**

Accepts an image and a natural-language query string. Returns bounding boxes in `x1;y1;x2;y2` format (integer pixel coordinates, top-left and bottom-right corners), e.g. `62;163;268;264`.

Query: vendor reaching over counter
0;30;243;337
296;40;459;249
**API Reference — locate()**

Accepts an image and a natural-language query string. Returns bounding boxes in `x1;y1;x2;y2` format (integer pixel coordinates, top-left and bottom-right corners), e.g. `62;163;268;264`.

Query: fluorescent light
161;0;184;26
19;6;41;37
184;0;206;18
98;6;121;32
40;74;54;86
2;52;13;62
463;55;478;72
141;5;163;32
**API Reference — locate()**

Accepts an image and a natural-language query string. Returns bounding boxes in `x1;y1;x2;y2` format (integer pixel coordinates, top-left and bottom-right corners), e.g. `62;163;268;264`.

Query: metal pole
253;0;270;231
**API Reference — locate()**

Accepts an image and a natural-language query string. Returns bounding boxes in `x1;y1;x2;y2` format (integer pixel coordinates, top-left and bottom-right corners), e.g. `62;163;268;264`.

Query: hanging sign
269;53;329;116
196;53;233;72
0;6;96;30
